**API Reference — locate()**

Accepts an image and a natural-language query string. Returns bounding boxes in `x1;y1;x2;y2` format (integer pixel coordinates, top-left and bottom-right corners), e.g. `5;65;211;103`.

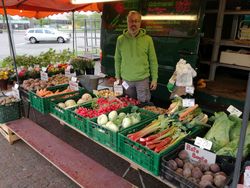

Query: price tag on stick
182;98;195;107
227;105;242;117
69;81;79;91
12;85;20;99
194;137;213;150
40;71;48;81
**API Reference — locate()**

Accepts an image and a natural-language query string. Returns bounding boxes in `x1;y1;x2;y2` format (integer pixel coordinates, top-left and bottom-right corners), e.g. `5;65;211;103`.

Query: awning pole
72;11;75;55
1;0;20;86
231;72;250;188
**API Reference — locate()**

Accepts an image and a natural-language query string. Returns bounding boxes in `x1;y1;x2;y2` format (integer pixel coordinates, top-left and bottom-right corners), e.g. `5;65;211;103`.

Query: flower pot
0;79;8;90
85;68;95;75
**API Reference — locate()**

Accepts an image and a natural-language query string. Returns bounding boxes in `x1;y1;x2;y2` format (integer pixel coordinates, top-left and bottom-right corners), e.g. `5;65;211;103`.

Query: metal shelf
220;40;250;48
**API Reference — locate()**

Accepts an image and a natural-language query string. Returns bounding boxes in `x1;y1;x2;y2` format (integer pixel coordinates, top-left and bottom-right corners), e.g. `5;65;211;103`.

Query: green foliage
0;48;74;68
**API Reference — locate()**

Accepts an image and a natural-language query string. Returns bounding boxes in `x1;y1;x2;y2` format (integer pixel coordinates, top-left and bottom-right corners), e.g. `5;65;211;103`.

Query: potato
210;163;220;173
196;161;210;172
178;150;189;160
175;158;184;168
214;174;227;187
201;174;213;183
175;168;183;175
215;171;227;177
199;180;212;188
204;171;214;176
192;167;203;179
183;162;194;170
183;168;192;178
167;159;177;171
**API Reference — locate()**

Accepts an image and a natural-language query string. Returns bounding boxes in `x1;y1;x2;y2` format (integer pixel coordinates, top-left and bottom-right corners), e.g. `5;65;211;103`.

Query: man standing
114;10;158;103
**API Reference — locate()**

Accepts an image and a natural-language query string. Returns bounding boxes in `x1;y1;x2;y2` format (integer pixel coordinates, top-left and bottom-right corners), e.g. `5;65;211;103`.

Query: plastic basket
68;103;93;134
29;84;85;114
160;143;233;188
50;92;95;124
88;106;158;151
118;118;187;176
0;101;21;123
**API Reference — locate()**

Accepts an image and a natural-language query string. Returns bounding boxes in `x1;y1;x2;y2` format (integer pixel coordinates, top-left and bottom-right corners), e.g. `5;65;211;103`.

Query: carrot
178;104;199;121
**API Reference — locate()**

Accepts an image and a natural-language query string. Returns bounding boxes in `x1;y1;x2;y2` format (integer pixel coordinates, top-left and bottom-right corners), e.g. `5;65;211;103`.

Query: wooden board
0;124;20;144
6;118;135;188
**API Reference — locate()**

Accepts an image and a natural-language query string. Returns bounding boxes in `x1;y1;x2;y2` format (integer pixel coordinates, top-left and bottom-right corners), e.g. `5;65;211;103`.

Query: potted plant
0;68;13;90
70;57;86;76
84;58;95;75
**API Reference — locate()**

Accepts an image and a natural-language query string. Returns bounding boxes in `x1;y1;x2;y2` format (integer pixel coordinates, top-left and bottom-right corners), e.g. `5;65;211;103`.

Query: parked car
24;28;71;44
0;29;3;34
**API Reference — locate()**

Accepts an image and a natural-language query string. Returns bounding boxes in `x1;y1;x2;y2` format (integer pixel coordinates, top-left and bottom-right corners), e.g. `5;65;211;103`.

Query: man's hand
116;78;122;85
150;80;157;90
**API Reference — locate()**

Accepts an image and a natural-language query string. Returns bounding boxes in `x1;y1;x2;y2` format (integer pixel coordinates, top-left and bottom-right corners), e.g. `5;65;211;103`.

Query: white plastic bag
175;59;196;87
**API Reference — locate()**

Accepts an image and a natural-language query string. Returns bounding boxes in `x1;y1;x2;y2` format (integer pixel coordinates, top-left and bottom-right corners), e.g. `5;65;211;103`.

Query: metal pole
231;72;250;188
208;0;226;81
72;11;75;55
1;0;20;85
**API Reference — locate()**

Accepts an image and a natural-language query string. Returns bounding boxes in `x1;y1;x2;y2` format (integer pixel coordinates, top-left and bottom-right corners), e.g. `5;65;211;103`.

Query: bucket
77;75;101;92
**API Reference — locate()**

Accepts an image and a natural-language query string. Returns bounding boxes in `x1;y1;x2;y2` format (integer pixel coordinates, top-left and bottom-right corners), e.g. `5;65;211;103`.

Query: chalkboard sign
102;0;202;37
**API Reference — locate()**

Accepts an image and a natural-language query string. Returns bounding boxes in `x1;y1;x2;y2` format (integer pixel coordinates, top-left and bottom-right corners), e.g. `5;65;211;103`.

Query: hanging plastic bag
167;58;196;94
175;59;197;87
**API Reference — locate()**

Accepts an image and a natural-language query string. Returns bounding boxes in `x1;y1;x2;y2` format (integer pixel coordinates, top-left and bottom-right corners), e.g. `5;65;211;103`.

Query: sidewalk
0;132;78;188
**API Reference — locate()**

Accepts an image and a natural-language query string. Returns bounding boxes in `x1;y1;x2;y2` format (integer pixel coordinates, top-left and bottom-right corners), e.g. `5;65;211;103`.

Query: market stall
1;0;250;187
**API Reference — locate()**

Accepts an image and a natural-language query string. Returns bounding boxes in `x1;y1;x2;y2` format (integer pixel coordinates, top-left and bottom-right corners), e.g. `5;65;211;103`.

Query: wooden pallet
0;124;20;144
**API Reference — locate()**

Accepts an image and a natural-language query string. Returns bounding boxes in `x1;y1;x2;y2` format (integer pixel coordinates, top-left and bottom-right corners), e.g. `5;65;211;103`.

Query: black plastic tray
160;143;233;188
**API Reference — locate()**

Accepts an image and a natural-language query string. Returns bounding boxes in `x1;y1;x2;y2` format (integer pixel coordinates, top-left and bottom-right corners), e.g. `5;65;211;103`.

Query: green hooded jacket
114;28;158;82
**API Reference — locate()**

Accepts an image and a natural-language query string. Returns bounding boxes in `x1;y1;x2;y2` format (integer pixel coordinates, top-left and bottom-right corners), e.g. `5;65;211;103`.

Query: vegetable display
166;149;228;188
96;108;142;132
75;97;131;118
57;93;94;109
205;112;250;158
0;96;19;105
22;74;69;91
127;116;189;153
36;87;74;98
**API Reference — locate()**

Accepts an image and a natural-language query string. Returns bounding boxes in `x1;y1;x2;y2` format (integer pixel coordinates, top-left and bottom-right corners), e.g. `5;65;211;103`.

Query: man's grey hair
127;10;141;20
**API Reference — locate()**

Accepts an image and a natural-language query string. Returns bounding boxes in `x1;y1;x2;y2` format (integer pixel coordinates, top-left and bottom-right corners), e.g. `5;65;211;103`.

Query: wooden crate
0;124;20;144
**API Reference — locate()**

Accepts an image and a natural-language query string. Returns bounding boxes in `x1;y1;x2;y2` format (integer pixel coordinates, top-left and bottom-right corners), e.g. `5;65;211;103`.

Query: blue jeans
123;78;150;102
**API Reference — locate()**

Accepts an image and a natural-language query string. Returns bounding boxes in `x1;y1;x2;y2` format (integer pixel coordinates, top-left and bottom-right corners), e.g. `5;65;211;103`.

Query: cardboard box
220;51;250;67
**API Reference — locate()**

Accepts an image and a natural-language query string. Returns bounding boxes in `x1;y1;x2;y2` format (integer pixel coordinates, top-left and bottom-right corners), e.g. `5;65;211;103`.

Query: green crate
118;118;187;176
0;101;21;123
50;92;95;124
29;84;85;114
68;103;93;134
88;106;158;151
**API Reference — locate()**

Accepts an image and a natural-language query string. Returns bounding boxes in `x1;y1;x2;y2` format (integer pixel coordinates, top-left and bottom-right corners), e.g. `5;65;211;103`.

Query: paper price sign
40;71;48;81
122;81;129;90
64;69;71;78
12;86;20;99
113;85;123;96
185;86;194;94
42;67;47;72
185;143;216;164
182;98;195;107
69;81;79;91
71;76;77;82
194;137;212;150
227;105;242;117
